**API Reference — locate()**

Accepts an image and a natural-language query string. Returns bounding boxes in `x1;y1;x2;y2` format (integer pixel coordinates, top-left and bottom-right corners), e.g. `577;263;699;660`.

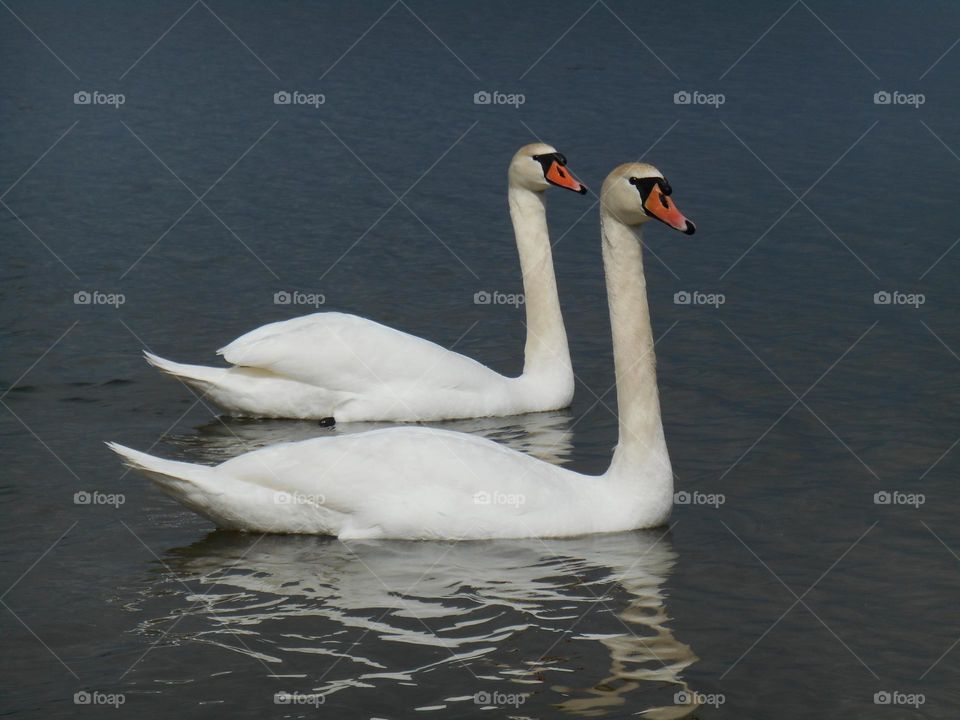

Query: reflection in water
170;411;575;465
129;531;699;717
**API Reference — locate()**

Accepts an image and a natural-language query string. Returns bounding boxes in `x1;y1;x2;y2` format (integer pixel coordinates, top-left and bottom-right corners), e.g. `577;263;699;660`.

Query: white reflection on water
170;410;575;466
130;530;700;717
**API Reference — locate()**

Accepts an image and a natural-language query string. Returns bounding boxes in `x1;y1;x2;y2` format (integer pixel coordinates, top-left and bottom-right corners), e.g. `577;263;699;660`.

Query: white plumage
144;143;585;422
112;162;695;539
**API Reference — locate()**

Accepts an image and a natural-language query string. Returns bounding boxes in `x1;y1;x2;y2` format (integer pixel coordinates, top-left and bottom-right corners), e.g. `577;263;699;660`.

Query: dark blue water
2;1;959;717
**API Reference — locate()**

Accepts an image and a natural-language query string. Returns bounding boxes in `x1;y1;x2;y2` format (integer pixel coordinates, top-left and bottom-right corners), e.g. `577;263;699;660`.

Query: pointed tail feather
106;442;339;534
107;441;239;527
143;350;340;419
107;442;217;491
143;351;226;388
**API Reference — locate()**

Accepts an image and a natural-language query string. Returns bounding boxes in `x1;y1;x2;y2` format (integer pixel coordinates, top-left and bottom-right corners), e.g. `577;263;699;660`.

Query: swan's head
601;163;695;235
509;143;587;195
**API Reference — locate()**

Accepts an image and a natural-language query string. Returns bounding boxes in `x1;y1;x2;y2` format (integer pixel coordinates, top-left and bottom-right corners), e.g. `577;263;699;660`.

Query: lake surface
2;1;959;717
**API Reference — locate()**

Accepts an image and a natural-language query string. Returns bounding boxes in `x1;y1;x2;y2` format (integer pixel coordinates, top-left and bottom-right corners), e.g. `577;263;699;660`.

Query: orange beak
544;159;587;194
643;185;695;235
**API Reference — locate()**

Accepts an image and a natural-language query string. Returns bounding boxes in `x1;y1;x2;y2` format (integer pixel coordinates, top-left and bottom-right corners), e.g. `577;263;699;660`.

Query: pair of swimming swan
110;144;696;541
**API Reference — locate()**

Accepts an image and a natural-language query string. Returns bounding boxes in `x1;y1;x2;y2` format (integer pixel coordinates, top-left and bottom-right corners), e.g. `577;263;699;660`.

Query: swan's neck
600;214;671;481
508;185;571;380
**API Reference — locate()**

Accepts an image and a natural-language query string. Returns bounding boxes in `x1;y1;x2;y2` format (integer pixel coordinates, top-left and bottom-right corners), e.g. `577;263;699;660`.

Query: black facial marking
629;176;668;203
629;176;675;220
532;151;587;193
532;152;567;175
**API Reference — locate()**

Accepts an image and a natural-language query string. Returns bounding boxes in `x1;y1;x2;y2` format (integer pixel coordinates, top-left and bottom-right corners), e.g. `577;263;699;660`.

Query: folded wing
218;312;505;394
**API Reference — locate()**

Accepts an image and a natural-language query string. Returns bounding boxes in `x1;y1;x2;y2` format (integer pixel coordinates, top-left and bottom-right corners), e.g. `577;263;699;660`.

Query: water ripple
125;531;701;717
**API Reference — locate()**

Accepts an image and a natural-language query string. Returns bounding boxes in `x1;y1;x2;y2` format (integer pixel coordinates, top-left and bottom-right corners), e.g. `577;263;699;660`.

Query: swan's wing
218;312;504;393
219;427;592;539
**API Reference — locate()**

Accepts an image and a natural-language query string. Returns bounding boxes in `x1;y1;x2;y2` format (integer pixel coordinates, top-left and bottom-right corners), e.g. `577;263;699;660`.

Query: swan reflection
131;530;699;717
170;410;575;465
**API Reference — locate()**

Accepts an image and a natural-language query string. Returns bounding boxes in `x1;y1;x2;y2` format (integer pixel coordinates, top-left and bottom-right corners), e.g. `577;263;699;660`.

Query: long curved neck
508;185;571;379
599;213;670;479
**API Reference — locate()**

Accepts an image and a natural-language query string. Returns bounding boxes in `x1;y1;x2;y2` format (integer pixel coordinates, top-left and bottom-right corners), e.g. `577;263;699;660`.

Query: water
2;1;959;717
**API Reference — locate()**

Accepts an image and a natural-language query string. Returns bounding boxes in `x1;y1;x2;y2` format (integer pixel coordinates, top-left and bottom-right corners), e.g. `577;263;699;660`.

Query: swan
109;161;695;540
144;143;586;422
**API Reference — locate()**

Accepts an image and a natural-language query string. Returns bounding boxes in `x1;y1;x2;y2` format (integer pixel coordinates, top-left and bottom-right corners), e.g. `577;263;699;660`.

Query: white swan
109;162;695;540
144;143;586;422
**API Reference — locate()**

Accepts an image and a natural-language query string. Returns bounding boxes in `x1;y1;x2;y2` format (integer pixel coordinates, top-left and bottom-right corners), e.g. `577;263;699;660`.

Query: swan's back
219;312;509;395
